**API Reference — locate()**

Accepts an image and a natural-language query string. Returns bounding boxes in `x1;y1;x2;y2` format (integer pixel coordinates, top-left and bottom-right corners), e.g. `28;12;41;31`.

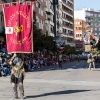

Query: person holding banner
8;53;25;99
2;1;34;99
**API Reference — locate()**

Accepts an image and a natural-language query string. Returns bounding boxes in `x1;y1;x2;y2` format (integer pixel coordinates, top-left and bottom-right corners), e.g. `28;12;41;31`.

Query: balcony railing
62;16;73;23
63;24;73;29
62;0;73;9
45;7;54;15
62;7;73;16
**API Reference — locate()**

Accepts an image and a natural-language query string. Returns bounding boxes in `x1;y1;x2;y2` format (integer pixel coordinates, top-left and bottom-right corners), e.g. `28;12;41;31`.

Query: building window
77;22;80;24
95;33;97;35
86;12;90;16
91;23;93;26
98;14;100;17
91;28;93;32
37;2;40;8
90;13;93;16
95;28;97;31
94;14;97;17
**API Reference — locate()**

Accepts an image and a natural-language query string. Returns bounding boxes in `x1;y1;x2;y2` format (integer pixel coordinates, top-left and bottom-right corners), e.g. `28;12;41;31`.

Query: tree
96;39;100;50
33;20;54;52
63;45;75;54
12;0;16;2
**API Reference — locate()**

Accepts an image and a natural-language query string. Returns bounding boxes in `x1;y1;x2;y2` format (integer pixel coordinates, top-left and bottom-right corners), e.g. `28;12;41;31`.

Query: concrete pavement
0;60;100;100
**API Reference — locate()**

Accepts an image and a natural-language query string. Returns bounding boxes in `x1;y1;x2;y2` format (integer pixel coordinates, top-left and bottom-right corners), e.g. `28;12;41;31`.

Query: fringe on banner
0;1;36;7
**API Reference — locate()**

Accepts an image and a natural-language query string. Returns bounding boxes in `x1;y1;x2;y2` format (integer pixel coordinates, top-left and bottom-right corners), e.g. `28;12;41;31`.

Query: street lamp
53;0;58;37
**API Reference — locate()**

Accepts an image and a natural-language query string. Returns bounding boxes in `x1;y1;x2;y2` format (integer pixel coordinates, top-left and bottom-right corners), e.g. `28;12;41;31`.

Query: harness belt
11;62;25;78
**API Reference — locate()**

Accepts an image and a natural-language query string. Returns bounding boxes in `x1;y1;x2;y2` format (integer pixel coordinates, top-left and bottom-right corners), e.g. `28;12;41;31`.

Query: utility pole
53;0;58;37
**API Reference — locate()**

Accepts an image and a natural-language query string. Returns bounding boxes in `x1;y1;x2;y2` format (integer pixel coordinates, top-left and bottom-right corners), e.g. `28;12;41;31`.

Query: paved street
1;60;100;100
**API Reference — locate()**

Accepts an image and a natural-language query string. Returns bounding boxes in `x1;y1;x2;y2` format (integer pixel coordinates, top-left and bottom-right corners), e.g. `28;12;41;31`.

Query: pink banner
3;2;33;53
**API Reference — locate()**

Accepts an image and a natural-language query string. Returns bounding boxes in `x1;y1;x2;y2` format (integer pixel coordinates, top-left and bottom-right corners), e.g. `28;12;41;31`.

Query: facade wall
0;0;54;36
74;19;85;51
34;0;46;34
33;0;54;36
74;8;100;37
0;0;6;33
57;0;74;46
85;10;100;37
75;40;85;51
74;19;85;40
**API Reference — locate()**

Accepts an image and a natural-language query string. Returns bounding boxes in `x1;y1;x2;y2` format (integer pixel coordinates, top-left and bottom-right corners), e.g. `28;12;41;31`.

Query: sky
74;0;100;11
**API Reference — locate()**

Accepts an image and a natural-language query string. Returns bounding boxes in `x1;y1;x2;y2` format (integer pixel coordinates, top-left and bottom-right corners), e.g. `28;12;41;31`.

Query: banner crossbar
0;1;36;6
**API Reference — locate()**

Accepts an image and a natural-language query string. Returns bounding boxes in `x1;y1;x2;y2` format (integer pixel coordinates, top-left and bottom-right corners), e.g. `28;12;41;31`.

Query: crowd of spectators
0;41;71;77
0;41;86;77
0;41;10;77
23;52;70;71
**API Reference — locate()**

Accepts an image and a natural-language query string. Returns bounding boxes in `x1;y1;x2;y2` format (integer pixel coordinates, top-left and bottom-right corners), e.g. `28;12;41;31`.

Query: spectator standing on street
77;54;80;62
58;53;63;69
87;52;95;70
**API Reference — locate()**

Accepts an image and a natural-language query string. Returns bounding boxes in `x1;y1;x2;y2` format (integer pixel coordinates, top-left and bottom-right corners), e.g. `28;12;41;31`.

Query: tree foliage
33;20;54;52
96;40;100;50
63;45;75;54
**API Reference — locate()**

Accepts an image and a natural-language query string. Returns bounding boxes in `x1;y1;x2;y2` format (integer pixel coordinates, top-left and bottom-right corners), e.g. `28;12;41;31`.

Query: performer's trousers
89;62;95;69
11;74;24;98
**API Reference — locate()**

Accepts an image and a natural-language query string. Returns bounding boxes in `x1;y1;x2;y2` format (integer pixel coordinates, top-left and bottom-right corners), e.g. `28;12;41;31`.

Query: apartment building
0;0;54;37
27;0;53;36
74;8;100;37
44;0;54;36
13;0;54;36
0;0;8;41
56;0;74;47
74;19;85;40
74;19;85;51
33;0;46;34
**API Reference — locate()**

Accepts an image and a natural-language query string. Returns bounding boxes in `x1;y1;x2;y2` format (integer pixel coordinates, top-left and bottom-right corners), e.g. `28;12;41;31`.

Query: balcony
50;9;54;15
68;0;73;4
49;0;53;3
45;8;48;12
45;7;54;15
62;0;73;11
62;6;73;16
63;24;73;29
47;15;52;19
67;42;75;47
50;20;54;26
45;20;49;24
49;32;54;37
62;34;74;39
